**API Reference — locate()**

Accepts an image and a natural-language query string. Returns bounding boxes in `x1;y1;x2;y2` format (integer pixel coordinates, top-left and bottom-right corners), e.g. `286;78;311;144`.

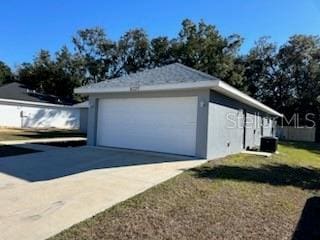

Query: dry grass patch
49;142;320;240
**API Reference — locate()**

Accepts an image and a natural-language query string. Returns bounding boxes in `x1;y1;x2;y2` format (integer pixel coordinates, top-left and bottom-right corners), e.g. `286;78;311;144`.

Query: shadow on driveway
0;146;197;182
0;145;40;157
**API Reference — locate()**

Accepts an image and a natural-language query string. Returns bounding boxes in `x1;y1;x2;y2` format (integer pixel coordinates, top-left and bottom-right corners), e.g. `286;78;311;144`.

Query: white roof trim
74;81;218;94
74;80;282;117
212;81;283;117
0;98;77;109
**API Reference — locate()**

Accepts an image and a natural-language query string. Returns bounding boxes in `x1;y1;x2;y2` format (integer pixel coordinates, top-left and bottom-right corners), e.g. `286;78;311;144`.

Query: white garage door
97;97;198;156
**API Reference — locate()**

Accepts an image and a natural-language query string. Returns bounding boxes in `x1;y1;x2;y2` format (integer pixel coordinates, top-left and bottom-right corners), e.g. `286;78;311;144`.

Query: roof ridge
98;64;178;84
173;63;219;81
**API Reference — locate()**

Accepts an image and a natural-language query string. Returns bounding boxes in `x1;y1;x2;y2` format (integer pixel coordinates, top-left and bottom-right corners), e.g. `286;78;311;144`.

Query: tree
116;29;150;75
17;50;53;91
0;61;14;86
243;37;282;105
17;49;83;100
244;35;320;140
277;35;320;137
73;27;117;83
54;46;83;99
150;37;174;67
17;63;37;88
171;19;244;88
33;50;55;94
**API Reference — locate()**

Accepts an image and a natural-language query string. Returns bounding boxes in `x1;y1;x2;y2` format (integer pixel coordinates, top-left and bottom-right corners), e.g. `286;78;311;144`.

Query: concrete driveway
0;146;206;240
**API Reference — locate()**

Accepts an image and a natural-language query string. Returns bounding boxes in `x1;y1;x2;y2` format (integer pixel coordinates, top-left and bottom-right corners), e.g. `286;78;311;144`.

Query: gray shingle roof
80;63;220;90
0;82;75;105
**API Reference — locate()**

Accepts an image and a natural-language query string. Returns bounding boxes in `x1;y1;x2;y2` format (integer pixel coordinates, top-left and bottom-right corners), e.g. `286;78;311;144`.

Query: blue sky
1;0;320;68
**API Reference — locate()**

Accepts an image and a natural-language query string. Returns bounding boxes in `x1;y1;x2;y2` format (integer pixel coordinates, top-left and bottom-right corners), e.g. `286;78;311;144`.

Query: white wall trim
0;98;76;109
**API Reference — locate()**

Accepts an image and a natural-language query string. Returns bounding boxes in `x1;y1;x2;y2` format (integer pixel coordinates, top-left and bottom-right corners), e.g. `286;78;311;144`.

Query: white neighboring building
0;82;88;131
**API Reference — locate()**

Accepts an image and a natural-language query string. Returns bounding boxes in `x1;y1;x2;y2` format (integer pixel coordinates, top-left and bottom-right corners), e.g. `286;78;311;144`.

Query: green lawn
0;128;86;141
49;141;320;240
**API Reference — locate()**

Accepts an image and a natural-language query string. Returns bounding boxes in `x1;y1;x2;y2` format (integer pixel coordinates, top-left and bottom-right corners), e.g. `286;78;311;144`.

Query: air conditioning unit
260;136;278;153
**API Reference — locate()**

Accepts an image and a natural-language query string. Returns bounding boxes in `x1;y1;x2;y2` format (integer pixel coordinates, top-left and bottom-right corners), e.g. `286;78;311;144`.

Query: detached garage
75;63;282;159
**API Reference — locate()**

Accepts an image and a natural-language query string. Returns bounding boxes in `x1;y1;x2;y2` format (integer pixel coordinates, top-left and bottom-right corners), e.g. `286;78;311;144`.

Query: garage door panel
97;97;198;156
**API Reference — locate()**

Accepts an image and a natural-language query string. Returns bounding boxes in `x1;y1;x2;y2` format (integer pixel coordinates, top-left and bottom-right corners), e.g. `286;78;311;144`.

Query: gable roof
75;63;282;117
0;82;74;105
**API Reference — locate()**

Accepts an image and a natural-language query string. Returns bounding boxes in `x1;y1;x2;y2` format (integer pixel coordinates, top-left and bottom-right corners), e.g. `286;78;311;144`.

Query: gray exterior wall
79;108;88;133
87;97;98;146
206;90;276;159
86;89;210;158
207;100;244;158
